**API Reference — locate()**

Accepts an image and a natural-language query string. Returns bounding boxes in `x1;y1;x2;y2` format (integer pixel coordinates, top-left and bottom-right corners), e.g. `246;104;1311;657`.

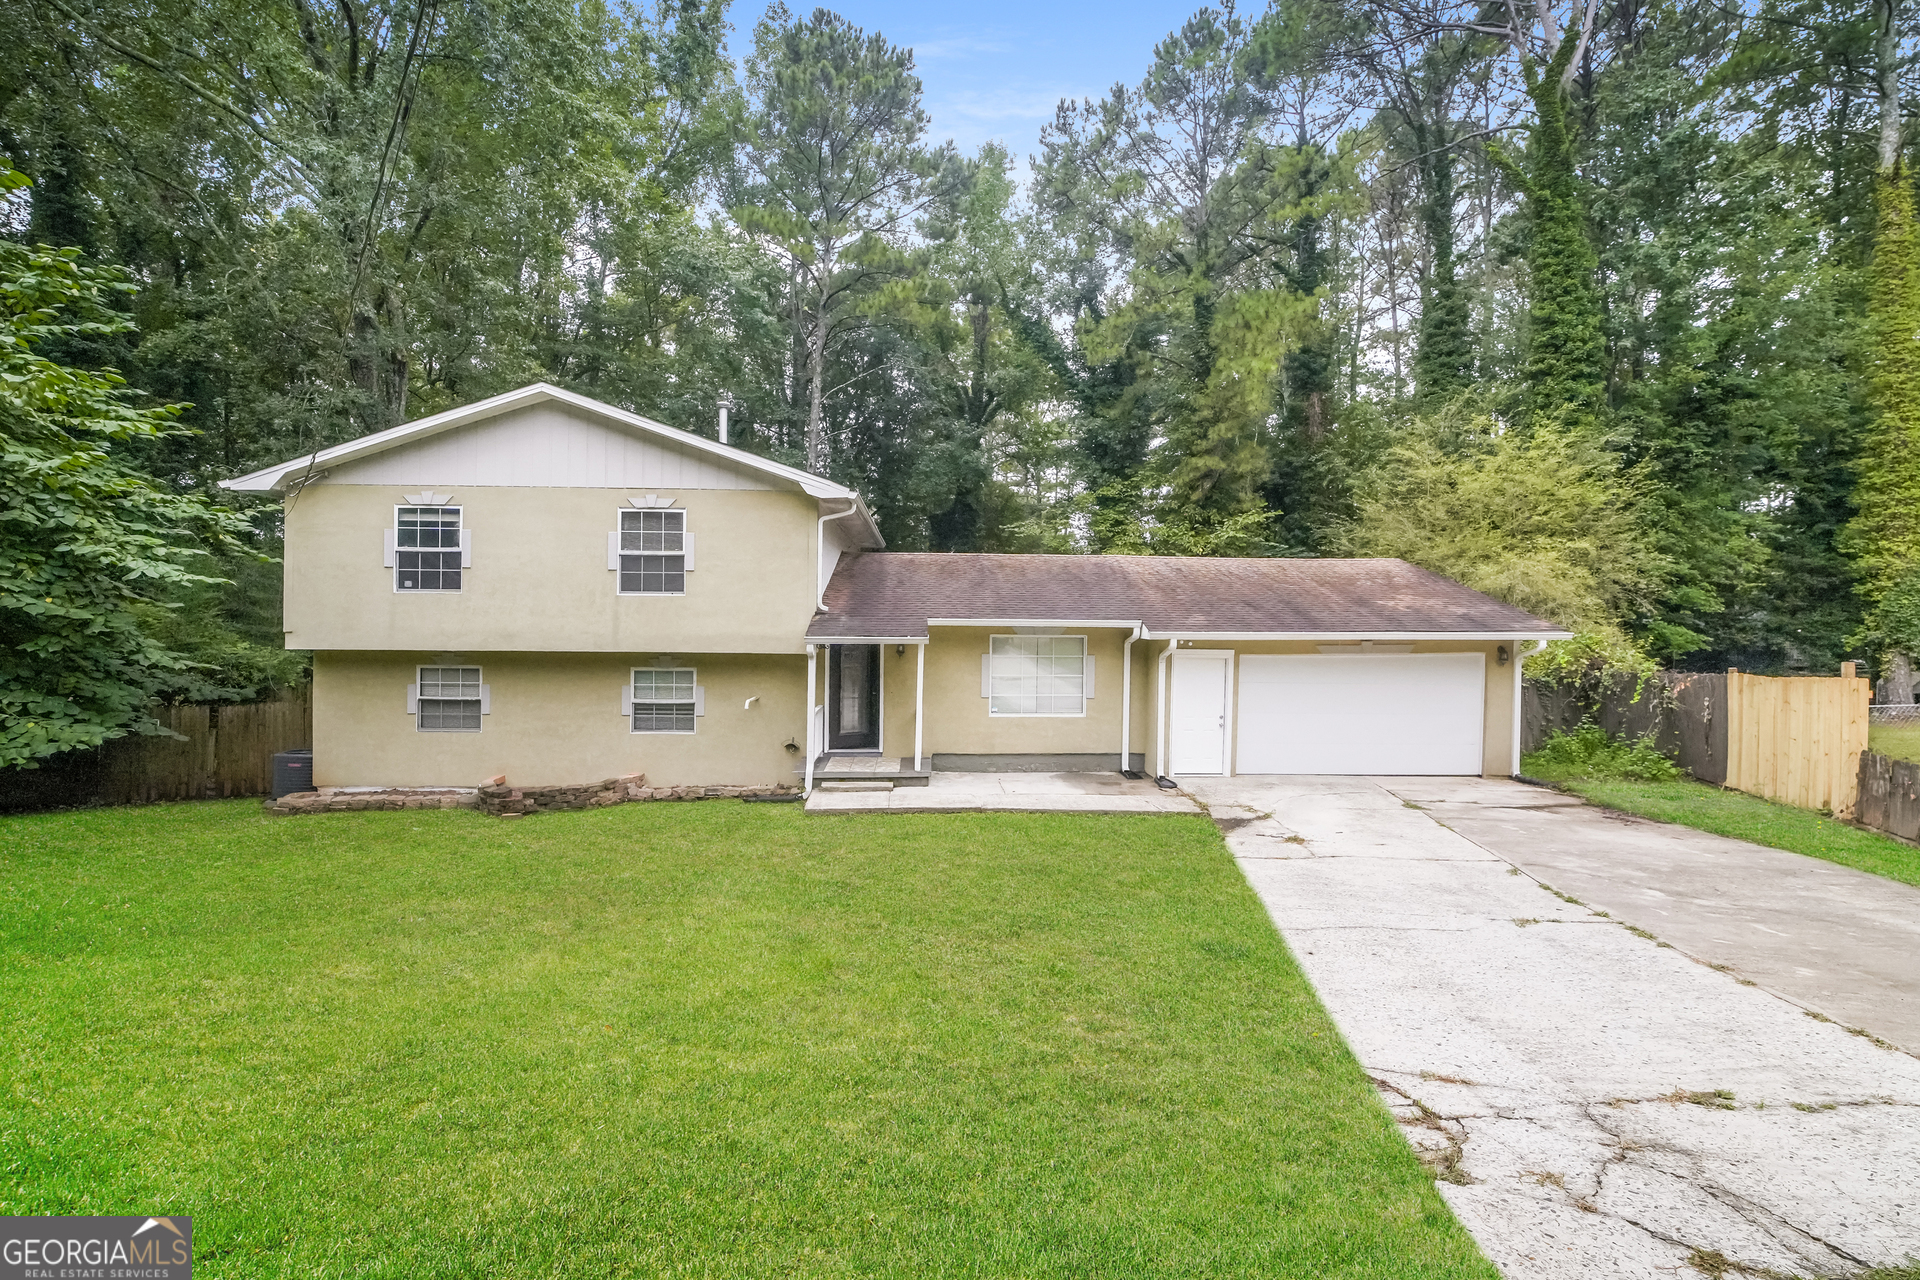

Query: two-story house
224;383;1567;791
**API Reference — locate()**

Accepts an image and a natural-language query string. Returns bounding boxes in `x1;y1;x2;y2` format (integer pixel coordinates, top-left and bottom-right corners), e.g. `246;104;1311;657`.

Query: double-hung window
412;666;486;731
986;636;1090;716
617;510;687;594
394;507;464;591
627;668;699;733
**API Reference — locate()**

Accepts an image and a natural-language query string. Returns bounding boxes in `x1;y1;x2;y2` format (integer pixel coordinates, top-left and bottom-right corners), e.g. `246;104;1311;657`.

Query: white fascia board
924;618;1145;629
1141;629;1575;641
219;383;883;544
805;635;929;645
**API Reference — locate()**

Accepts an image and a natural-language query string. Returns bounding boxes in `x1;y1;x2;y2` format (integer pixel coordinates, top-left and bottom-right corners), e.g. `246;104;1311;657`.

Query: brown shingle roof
806;553;1564;639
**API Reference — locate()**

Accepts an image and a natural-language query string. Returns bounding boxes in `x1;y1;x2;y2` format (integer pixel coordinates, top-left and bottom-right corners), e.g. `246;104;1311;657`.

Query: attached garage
1235;653;1487;775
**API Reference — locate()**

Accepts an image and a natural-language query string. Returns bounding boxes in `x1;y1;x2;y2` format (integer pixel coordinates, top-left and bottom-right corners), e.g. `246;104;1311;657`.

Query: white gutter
816;499;863;612
1119;624;1141;772
925;618;1144;630
1142;630;1574;642
1511;638;1551;775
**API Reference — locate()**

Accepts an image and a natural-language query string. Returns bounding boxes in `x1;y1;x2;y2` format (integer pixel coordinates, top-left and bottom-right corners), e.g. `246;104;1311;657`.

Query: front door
828;644;881;751
1170;650;1231;775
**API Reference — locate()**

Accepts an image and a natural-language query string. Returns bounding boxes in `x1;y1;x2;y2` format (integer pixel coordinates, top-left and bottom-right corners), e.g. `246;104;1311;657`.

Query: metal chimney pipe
718;395;731;444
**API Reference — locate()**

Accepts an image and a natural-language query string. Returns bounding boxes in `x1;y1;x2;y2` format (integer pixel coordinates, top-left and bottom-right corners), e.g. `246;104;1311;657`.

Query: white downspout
805;644;818;795
817;499;862;612
1119;624;1141;772
1511;639;1549;775
914;640;926;771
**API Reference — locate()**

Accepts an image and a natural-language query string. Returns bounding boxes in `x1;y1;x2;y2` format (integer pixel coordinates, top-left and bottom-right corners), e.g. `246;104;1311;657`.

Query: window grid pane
619;509;684;551
619;554;684;594
632;668;696;733
418;666;481;731
989;636;1086;716
398;507;461;591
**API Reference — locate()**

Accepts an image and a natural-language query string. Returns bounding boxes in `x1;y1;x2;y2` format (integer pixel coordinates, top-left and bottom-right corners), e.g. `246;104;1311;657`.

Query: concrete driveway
1185;775;1920;1280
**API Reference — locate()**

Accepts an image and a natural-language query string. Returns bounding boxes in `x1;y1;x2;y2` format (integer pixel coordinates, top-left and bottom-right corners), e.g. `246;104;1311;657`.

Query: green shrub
1525;720;1681;782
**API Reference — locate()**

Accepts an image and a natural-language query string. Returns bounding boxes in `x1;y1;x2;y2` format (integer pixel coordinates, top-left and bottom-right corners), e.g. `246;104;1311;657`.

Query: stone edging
266;774;801;817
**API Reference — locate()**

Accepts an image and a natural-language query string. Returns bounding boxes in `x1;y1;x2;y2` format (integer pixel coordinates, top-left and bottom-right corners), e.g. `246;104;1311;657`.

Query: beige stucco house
223;383;1568;792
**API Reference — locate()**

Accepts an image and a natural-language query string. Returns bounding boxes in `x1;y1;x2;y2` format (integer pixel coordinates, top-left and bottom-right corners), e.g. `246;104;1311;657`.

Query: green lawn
0;801;1491;1279
1522;758;1920;889
1871;722;1920;765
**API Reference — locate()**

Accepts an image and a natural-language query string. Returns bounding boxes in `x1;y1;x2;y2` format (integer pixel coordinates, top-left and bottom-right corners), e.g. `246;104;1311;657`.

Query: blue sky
736;1;1200;165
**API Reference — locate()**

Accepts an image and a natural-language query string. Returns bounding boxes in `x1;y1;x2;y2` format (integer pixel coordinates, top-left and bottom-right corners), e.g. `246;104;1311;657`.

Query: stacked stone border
266;774;799;817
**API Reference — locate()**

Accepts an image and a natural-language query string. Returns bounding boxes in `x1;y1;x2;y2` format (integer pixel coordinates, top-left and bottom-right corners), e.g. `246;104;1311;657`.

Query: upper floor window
986;635;1089;716
412;666;486;731
615;509;691;594
395;506;464;591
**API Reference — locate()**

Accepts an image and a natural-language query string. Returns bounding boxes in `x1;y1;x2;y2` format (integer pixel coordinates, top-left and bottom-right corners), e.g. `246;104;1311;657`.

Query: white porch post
914;639;926;771
1511;640;1548;776
1154;640;1172;779
805;644;818;795
1120;626;1140;772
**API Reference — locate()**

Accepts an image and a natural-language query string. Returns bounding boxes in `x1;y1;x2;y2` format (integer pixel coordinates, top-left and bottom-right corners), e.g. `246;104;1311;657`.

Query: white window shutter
1084;655;1095;699
682;530;695;571
981;654;991;697
620;685;634;715
406;683;419;713
460;529;472;568
479;684;491;714
384;528;396;568
694;686;706;716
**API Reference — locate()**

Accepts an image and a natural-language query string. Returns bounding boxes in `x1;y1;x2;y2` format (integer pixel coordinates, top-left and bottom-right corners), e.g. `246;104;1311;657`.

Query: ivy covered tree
1848;0;1920;701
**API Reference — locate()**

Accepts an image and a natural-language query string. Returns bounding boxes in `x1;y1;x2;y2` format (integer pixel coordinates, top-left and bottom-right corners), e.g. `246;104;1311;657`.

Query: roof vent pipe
718;395;731;445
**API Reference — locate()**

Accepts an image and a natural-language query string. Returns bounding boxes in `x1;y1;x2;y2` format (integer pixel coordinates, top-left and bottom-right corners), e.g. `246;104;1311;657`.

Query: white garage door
1237;654;1486;775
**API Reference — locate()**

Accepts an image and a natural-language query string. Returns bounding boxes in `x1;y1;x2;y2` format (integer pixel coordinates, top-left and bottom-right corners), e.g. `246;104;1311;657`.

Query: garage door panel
1237;654;1485;775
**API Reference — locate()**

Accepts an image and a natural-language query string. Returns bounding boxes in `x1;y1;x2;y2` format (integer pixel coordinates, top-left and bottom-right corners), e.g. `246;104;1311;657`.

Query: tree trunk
1877;0;1902;174
1887;650;1917;705
805;294;828;474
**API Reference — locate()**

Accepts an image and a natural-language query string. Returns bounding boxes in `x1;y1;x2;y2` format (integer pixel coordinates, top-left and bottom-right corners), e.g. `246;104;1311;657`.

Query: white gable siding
321;402;776;490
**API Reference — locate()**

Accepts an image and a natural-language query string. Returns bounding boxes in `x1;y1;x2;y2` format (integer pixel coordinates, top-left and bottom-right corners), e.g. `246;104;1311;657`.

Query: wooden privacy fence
1724;667;1870;817
0;686;311;813
1525;667;1872;818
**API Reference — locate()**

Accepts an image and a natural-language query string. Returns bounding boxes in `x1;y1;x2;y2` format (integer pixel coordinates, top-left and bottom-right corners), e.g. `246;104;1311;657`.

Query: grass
1523;754;1920;889
0;800;1493;1279
1871;722;1920;765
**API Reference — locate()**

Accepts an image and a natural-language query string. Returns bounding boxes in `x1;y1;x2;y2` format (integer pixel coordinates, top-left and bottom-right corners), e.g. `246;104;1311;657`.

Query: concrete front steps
810;756;931;787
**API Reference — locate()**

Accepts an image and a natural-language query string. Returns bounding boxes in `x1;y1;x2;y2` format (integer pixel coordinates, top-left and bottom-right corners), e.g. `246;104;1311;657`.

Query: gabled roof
219;382;882;545
806;553;1570;640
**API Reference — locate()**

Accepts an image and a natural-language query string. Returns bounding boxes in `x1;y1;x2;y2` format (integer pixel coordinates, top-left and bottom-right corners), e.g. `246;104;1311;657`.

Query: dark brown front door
827;644;880;751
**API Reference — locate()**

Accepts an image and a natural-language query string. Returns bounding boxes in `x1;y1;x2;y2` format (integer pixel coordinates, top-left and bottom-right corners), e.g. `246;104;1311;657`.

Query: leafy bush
1525;721;1681;782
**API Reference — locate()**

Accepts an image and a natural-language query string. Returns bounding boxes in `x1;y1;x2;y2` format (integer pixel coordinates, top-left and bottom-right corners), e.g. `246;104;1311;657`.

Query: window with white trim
395;507;464;591
987;636;1089;716
629;668;699;733
617;510;688;594
414;666;485;731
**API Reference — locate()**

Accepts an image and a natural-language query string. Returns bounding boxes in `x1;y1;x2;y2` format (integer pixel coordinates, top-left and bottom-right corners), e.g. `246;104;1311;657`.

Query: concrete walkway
805;771;1202;815
1186;775;1920;1280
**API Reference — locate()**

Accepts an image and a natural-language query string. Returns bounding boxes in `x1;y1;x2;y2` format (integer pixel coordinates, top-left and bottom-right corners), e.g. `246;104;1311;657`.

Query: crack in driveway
1185;777;1920;1280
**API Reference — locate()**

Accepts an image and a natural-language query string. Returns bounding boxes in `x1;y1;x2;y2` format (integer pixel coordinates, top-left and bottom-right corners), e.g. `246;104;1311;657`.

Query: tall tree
732;5;947;474
0;188;257;767
1848;0;1920;700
